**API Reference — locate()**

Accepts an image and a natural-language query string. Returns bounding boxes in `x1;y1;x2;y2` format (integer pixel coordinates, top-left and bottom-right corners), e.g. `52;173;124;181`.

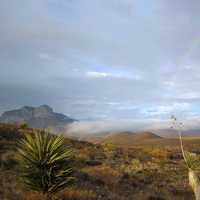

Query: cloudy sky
1;0;200;129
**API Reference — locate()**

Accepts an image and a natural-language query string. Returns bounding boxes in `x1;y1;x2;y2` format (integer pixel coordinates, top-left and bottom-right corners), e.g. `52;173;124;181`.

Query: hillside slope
98;131;162;146
0;123;197;200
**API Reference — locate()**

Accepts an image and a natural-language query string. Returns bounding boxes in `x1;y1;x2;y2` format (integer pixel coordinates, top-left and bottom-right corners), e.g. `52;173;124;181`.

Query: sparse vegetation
0;123;199;199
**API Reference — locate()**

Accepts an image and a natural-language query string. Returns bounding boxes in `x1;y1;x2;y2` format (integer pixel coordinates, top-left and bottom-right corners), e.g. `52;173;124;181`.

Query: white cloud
86;70;142;80
86;71;110;78
163;81;175;88
184;65;192;70
178;92;200;100
39;53;52;61
66;119;169;135
141;103;191;116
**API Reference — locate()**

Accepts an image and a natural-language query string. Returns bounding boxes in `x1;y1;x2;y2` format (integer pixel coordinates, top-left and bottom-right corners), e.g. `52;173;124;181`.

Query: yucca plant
171;116;200;200
16;130;73;199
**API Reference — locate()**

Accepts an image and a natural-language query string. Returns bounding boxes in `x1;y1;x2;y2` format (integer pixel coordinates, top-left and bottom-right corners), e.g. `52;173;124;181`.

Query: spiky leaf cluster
16;130;73;193
185;151;200;171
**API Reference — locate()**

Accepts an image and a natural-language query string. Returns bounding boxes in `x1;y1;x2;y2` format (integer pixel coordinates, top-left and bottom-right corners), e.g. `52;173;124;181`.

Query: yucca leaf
16;130;73;194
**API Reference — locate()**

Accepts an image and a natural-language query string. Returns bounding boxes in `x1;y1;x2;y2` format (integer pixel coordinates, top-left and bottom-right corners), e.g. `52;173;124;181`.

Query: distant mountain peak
22;106;34;110
38;105;53;112
0;105;75;130
21;105;53;113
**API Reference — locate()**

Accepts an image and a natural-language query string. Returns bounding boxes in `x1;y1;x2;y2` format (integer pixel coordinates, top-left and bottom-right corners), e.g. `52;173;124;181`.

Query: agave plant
171;116;200;200
16;130;73;198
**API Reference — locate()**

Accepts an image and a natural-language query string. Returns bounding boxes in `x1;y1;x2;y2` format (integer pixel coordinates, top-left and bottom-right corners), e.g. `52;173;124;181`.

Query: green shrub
16;130;73;196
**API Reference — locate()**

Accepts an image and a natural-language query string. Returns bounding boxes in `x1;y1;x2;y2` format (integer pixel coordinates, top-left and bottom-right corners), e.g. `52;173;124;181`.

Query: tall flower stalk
171;116;200;200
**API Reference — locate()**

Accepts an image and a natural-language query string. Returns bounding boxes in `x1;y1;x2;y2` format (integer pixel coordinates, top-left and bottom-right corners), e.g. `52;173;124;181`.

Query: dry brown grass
0;123;199;200
58;188;97;200
22;192;46;200
82;164;121;187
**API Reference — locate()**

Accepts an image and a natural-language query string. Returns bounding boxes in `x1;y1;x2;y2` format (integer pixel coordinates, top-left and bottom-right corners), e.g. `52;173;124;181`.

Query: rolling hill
93;131;162;146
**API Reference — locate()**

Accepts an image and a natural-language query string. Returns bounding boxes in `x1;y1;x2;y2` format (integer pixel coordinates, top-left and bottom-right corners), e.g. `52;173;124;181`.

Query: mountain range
1;105;200;144
0;105;76;130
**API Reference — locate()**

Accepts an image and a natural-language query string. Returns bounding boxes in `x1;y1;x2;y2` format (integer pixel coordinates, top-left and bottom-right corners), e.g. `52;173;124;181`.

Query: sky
1;0;200;130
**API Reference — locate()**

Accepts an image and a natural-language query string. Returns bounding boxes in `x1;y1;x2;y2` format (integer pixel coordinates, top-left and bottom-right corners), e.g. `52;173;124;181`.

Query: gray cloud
1;0;200;129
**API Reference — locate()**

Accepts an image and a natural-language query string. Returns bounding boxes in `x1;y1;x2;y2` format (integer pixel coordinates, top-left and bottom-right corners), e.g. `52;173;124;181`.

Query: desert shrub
74;146;104;168
120;159;160;177
149;148;171;159
85;160;102;166
0;124;21;141
16;131;73;197
19;123;28;129
74;150;90;167
120;159;143;175
0;151;17;170
103;142;116;159
82;164;120;187
148;196;165;200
